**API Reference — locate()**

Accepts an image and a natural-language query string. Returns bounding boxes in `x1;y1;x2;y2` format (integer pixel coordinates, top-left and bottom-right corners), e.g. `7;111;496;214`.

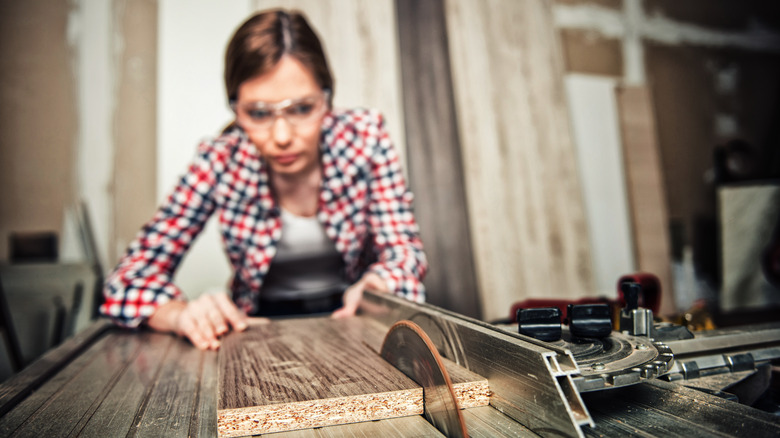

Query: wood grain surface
0;323;218;438
217;316;489;437
582;379;780;437
395;0;482;319
444;0;595;321
616;86;675;316
0;319;111;418
259;414;442;437
2;319;775;437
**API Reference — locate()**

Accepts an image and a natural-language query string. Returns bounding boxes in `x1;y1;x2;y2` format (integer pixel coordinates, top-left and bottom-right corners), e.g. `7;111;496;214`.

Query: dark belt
256;290;344;317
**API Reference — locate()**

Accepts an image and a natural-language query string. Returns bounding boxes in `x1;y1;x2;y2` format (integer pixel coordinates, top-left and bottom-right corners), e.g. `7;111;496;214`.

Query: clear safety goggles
231;90;330;131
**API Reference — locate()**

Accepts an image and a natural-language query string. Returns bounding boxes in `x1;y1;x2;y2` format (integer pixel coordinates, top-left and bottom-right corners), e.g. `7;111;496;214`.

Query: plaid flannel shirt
102;108;427;327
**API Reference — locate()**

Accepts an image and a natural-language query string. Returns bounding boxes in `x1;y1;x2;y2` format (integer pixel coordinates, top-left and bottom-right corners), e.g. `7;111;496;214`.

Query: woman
102;9;427;350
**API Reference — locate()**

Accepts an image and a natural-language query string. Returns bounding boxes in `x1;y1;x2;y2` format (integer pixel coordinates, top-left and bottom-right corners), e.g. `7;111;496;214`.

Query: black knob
517;307;562;342
621;281;642;311
567;304;612;338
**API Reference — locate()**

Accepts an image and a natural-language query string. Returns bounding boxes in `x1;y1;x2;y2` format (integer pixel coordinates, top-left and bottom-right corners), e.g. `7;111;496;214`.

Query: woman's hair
224;9;333;104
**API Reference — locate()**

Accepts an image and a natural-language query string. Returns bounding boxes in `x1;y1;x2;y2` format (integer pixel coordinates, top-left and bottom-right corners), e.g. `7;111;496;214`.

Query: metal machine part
516;307;561;341
568;304;613;338
664;322;780;383
380;320;468;437
512;286;676;392
492;321;675;392
361;291;780;437
620;307;655;336
361;290;594;438
563;329;674;391
619;279;656;336
512;300;674;392
507;272;678;393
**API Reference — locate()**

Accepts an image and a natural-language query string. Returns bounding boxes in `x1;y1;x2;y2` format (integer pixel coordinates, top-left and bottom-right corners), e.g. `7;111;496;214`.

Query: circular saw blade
380;320;468;438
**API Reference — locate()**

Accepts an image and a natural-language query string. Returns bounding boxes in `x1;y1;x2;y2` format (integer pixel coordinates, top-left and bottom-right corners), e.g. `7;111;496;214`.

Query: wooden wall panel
0;1;77;262
444;0;595;321
114;0;158;261
566;76;636;296
560;29;623;77
395;0;481;318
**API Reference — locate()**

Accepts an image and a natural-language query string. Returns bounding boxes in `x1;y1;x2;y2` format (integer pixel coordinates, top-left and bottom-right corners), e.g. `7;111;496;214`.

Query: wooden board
257;414;441;438
0;323;217;438
616;86;676;316
395;0;482;319
444;357;491;409
444;0;595;321
566;75;637;295
259;406;540;438
217;316;489;437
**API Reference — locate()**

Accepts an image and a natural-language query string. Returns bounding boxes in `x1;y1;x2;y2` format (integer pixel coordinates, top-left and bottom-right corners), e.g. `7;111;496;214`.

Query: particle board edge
217;387;423;437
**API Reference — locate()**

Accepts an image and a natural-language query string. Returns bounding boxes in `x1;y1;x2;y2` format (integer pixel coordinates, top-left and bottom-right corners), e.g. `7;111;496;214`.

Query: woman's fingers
182;293;251;349
213;293;249;332
179;296;225;350
332;273;390;319
147;294;250;351
204;299;229;336
332;284;362;319
177;309;214;350
331;306;354;318
247;317;271;325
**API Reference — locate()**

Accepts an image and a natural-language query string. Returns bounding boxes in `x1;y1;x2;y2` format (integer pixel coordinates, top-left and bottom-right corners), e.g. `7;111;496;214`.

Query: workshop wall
647;44;780;291
2;0;778;322
0;1;77;265
445;0;595;321
0;0;157;373
554;0;780;315
113;0;158;272
0;0;156;273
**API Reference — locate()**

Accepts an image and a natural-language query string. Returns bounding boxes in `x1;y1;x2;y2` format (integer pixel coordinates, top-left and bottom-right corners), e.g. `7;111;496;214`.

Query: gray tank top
261;209;347;301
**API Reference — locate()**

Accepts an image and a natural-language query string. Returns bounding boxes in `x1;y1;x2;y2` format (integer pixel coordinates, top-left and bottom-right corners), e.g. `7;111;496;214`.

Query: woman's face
234;55;328;179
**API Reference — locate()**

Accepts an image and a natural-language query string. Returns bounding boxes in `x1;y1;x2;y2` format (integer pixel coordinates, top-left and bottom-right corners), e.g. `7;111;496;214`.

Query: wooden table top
0;318;489;438
0;320;218;437
7;316;774;438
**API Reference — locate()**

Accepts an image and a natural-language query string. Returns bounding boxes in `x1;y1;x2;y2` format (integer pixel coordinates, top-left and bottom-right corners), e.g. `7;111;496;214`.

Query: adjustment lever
619;280;654;336
517;307;562;342
567;304;612;339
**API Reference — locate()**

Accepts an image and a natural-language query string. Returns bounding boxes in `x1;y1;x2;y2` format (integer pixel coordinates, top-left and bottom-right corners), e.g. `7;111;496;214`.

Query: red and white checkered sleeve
101;142;220;327
365;113;428;302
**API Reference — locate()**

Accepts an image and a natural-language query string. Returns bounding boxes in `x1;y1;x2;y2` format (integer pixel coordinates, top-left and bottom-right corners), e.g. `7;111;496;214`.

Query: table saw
0;290;778;437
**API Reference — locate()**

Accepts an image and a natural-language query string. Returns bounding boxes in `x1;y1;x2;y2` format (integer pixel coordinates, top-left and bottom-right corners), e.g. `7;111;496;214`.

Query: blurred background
1;0;779;378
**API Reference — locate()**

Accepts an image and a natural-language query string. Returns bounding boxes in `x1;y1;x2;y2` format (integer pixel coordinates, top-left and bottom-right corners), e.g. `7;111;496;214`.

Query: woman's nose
271;116;292;147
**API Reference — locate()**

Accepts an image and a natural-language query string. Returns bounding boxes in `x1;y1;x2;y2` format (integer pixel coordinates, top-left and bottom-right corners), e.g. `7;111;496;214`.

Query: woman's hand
332;272;389;318
147;293;250;350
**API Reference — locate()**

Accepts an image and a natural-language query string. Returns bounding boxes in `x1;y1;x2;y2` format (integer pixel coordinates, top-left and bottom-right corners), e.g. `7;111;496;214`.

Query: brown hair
224;9;334;104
